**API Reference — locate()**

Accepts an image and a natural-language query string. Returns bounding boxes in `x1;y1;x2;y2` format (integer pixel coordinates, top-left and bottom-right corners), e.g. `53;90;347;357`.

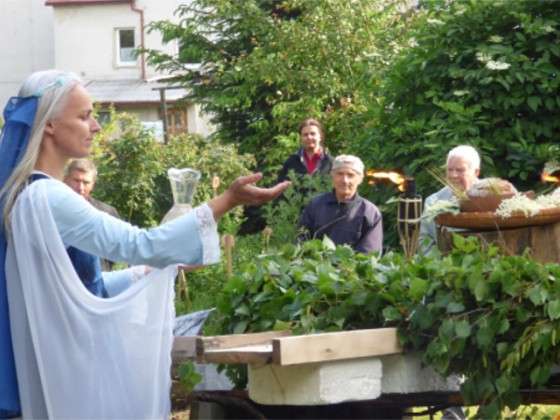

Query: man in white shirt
419;145;481;254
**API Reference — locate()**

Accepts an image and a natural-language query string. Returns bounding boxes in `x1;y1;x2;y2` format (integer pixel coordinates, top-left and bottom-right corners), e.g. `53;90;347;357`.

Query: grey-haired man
299;155;383;254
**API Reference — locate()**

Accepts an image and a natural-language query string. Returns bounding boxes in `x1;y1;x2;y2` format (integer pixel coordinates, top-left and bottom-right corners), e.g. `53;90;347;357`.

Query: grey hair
446;145;480;170
331;154;365;176
1;70;82;230
65;159;98;181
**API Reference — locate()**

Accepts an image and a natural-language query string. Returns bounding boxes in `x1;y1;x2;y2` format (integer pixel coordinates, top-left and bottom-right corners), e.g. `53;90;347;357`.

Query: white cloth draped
7;181;177;419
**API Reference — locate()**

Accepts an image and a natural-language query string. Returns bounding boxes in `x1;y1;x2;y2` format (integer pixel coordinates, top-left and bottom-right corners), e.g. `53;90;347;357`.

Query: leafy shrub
91;112;164;226
217;235;560;418
91;110;255;229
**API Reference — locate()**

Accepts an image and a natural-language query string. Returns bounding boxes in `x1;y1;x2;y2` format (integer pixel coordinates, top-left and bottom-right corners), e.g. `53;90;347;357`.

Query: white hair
446;145;480;170
1;70;82;230
331;154;365;176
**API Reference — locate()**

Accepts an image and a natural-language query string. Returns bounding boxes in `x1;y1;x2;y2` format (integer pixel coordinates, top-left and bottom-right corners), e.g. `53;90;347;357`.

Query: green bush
217;236;560;418
91;110;255;228
91;112;164;226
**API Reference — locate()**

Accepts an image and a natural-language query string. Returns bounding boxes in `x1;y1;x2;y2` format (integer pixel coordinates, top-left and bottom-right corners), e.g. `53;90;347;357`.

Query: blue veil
0;95;39;417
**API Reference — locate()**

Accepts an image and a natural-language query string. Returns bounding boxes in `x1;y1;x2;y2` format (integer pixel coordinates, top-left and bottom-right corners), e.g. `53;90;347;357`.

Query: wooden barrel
437;221;560;264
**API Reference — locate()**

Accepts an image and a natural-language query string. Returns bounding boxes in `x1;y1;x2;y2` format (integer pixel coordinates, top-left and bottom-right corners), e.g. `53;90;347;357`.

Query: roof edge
45;0;131;6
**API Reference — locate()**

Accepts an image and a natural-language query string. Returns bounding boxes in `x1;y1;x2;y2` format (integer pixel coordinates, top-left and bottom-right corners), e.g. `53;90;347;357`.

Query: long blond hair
0;70;81;231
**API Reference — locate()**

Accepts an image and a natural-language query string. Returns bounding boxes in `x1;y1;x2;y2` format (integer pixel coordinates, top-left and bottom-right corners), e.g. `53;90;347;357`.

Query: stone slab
248;354;461;406
248;358;383;405
380;353;461;394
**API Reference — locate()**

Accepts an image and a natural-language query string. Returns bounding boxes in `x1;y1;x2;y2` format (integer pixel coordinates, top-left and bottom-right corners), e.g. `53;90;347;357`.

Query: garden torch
367;170;423;258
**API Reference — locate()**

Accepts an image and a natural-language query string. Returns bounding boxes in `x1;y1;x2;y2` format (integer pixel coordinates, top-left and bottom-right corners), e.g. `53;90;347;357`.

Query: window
116;28;136;66
166;107;189;136
96;109;112;126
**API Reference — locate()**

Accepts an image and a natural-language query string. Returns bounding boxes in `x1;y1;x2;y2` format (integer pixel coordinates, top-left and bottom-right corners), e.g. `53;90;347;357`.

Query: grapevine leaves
218;235;560;418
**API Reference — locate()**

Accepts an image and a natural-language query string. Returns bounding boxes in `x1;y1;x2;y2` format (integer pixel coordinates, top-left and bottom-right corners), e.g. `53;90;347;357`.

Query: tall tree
146;0;412;177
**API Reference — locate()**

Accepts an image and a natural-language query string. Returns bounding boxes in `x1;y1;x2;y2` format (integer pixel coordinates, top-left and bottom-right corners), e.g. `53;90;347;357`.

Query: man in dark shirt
299;155;383;254
64;158;121;271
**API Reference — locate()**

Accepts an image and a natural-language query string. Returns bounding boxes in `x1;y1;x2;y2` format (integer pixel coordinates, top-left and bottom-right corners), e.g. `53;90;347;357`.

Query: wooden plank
197;330;290;352
202;344;273;365
172;336;197;364
272;328;402;366
196;330;291;363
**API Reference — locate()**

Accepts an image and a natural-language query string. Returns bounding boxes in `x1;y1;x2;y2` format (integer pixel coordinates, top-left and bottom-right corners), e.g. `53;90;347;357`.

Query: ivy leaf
410;277;428;300
547;299;560;320
382;306;402;321
474;278;489;302
452;234;467;250
455;319;472;338
447;302;465;314
527;285;548;306
233;320;248;334
322;235;336;250
234;303;250;316
177;361;203;393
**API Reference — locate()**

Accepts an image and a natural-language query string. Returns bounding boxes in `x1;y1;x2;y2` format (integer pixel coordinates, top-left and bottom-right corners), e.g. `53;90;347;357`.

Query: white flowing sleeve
41;179;221;268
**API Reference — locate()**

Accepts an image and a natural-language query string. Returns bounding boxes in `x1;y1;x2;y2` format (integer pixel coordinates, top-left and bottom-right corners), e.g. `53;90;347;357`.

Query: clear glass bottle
161;168;201;223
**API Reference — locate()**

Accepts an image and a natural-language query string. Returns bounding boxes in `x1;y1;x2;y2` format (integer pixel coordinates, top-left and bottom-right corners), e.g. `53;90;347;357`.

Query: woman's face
300;125;322;154
46;84;101;159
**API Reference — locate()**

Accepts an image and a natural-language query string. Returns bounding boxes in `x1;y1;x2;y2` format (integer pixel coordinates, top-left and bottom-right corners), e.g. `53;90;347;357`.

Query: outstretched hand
226;173;291;207
208;173;291;220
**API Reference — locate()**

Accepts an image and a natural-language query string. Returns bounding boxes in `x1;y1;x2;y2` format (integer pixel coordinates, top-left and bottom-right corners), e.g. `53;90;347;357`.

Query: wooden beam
196;330;291;363
203;344;273;365
172;336;197;364
272;328;402;366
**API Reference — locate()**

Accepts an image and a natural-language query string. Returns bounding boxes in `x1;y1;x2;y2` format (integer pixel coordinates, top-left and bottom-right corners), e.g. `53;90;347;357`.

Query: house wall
52;0;180;80
0;0;214;137
0;0;54;108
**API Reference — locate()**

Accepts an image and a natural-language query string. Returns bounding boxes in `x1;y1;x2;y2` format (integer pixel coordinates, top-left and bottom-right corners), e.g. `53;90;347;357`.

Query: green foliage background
146;0;411;179
90;109;254;228
146;0;560;249
362;0;560;197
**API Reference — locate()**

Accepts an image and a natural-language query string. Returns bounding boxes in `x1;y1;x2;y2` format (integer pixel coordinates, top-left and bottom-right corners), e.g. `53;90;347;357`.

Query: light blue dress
40;174;220;276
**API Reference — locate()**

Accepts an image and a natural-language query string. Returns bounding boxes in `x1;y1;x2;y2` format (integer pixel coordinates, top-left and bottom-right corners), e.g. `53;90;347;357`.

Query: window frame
114;27;137;68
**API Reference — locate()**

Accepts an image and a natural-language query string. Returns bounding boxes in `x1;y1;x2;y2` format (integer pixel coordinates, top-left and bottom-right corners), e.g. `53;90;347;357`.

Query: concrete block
248;358;382;405
381;353;461;393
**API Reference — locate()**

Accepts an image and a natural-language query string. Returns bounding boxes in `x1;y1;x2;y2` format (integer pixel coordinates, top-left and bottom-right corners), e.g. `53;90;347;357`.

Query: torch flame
542;172;560;184
367;169;407;192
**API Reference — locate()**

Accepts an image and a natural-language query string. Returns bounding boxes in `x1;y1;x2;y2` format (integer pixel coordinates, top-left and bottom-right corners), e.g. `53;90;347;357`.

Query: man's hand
208;173;291;220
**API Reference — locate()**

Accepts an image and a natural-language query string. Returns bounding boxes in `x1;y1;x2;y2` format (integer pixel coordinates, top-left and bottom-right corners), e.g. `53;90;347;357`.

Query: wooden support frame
172;328;402;366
